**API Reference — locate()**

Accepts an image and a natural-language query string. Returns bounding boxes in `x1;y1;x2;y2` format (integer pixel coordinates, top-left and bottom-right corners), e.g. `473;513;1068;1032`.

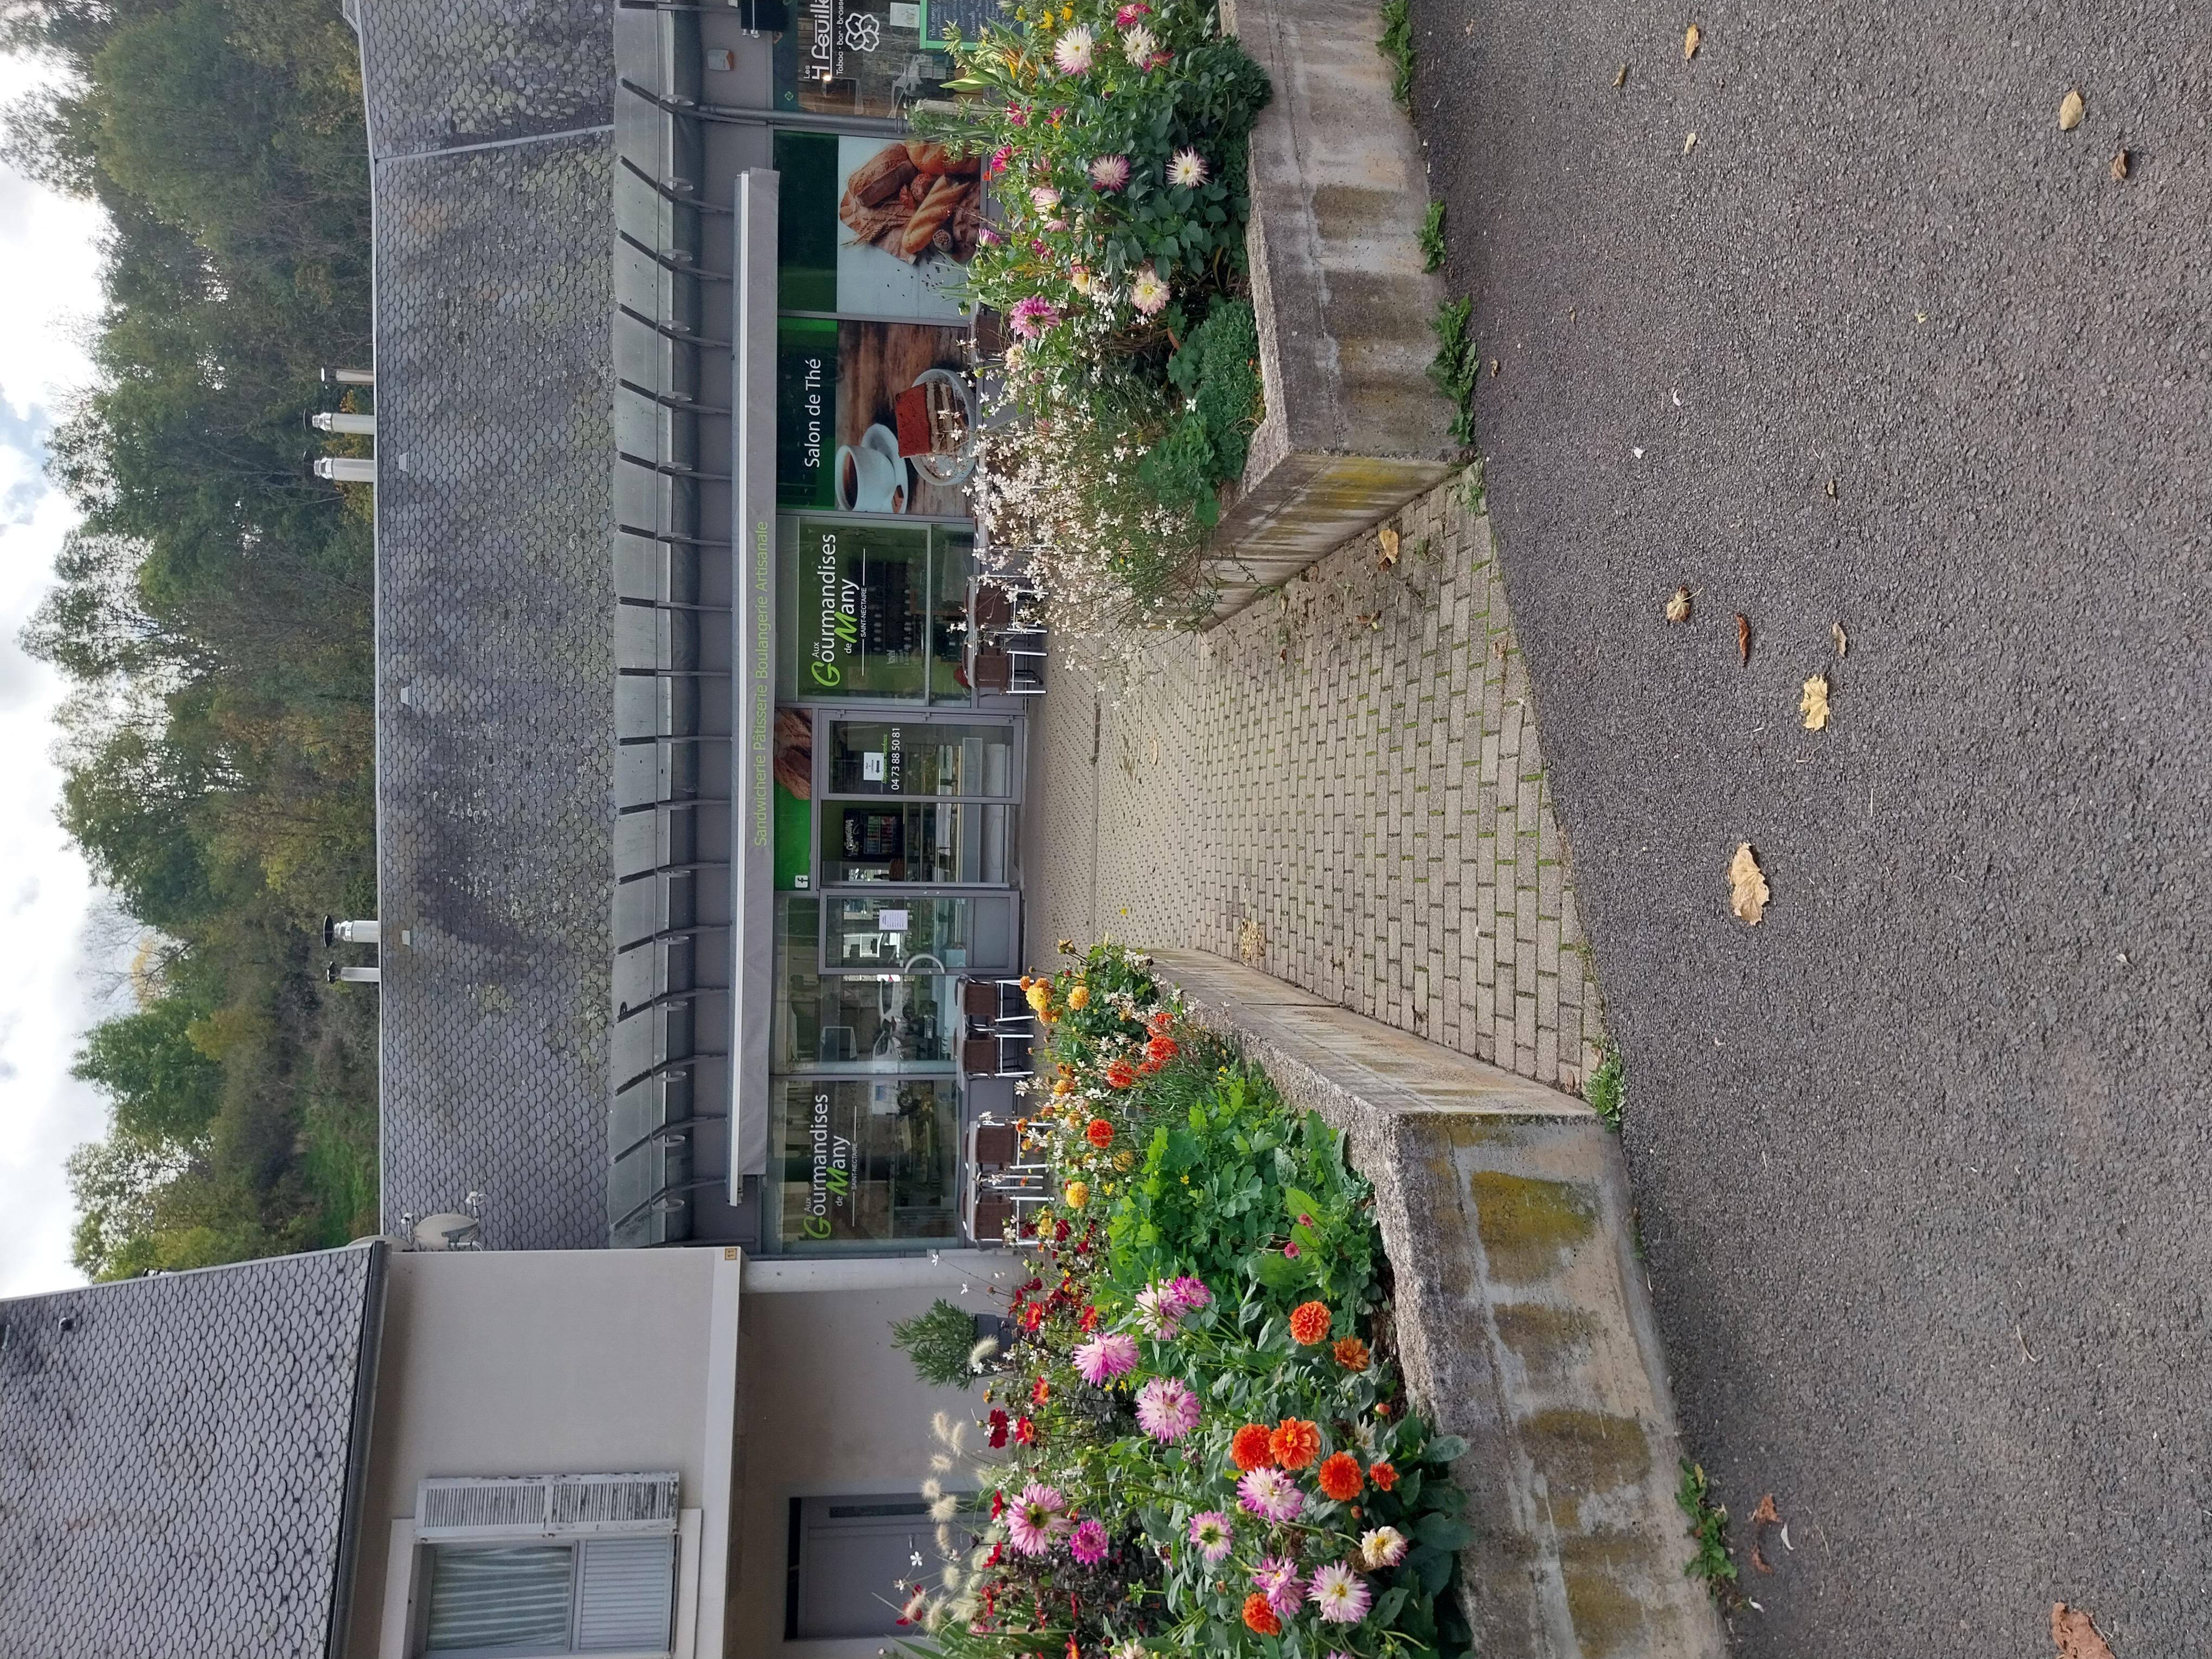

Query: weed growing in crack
1379;0;1414;108
1675;1460;1741;1606
1419;198;1448;271
1586;1046;1625;1131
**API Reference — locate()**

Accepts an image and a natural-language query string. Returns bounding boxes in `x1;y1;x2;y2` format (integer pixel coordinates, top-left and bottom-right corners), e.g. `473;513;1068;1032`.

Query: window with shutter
414;1475;681;1657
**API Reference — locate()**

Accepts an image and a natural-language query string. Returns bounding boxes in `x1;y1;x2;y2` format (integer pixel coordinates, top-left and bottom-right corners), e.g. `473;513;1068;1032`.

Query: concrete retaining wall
1155;949;1725;1659
1204;0;1464;620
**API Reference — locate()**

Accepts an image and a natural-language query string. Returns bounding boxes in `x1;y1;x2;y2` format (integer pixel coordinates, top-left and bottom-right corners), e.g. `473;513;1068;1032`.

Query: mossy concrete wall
1155;949;1725;1659
1205;0;1464;619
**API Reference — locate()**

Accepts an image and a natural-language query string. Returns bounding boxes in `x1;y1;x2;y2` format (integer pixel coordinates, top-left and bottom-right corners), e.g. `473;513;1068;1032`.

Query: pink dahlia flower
1358;1525;1409;1570
1069;1517;1110;1565
1253;1555;1304;1617
1129;268;1169;316
1309;1561;1373;1625
1134;1375;1201;1443
1187;1509;1234;1564
1236;1466;1304;1523
1114;2;1151;22
1073;1331;1138;1386
1008;296;1062;341
1164;1275;1213;1313
1089;154;1131;192
1007;1482;1070;1556
1133;1283;1179;1338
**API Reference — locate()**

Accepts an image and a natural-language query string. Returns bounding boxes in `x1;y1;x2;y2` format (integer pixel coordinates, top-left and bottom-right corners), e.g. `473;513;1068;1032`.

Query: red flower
1015;1415;1037;1445
1104;1059;1137;1089
1079;1304;1100;1333
988;1409;1010;1448
985;1541;1004;1567
1231;1423;1274;1471
1146;1033;1179;1064
1317;1451;1363;1501
1369;1461;1398;1491
1241;1593;1283;1636
1086;1117;1115;1148
1269;1417;1321;1470
1288;1301;1333;1346
1021;1303;1045;1332
991;1489;1006;1519
1034;1376;1052;1405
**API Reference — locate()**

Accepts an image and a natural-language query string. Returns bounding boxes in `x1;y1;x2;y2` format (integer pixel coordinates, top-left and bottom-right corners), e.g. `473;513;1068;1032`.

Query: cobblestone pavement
1032;477;1608;1094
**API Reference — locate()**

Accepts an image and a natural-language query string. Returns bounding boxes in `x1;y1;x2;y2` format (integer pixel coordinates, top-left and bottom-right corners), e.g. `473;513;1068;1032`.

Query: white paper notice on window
863;751;888;780
878;909;909;933
888;2;922;26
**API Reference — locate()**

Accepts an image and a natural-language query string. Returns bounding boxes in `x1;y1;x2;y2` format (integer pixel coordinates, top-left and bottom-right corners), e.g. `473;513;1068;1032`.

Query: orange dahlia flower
1333;1336;1371;1372
1231;1423;1274;1471
1317;1451;1363;1501
1269;1417;1321;1470
1104;1059;1137;1089
1241;1594;1282;1636
1368;1461;1398;1491
1288;1301;1333;1346
1086;1117;1114;1148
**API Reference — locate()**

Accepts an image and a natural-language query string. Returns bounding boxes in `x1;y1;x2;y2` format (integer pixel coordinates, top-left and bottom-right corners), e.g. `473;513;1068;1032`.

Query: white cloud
0;61;121;1298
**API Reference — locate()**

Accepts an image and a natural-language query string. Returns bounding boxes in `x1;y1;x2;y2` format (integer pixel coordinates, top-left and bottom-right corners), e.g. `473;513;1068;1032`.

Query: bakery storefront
723;22;1029;1256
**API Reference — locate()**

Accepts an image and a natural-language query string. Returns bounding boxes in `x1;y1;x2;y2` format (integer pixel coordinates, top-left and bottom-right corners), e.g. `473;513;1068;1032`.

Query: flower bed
891;944;1477;1659
917;1;1272;637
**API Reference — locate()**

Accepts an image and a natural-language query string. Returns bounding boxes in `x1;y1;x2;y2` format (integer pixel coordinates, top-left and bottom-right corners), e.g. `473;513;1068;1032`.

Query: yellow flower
1053;1076;1075;1096
1062;4;1072;15
1068;984;1091;1011
1064;1180;1090;1210
1026;982;1052;1014
1114;1150;1134;1172
1180;1173;1190;1184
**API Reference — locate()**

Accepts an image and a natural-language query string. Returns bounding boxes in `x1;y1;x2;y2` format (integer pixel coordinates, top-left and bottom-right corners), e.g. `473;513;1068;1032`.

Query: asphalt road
1411;4;2212;1651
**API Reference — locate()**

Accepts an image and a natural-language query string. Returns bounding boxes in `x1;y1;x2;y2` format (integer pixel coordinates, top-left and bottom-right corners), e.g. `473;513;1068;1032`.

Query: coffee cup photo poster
776;133;980;517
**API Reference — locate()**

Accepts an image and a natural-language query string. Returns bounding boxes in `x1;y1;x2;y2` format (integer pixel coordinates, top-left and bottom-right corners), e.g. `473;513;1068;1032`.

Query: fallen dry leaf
1825;476;1838;499
2111;148;2130;180
1800;673;1831;730
1735;613;1751;664
1728;843;1769;925
1612;62;1629;87
1684;22;1701;59
1377;525;1401;568
2052;1603;2116;1659
1489;357;1501;377
2059;88;2085;131
1831;621;1849;658
1355;611;1382;631
1749;1493;1782;1574
1683;130;1699;155
1665;585;1693;623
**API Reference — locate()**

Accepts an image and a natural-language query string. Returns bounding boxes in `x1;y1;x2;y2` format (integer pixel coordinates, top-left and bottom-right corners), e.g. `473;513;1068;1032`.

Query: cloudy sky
0;54;128;1299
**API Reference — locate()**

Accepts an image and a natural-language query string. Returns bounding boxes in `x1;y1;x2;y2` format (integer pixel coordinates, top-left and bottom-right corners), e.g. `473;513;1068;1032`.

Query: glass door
818;891;1018;975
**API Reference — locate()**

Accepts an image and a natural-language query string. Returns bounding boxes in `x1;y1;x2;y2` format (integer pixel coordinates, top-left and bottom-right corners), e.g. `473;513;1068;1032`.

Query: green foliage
892;1298;991;1390
1418;198;1447;272
1379;0;1415;110
1135;298;1262;526
1675;1459;1741;1605
1427;295;1479;447
1586;1046;1625;1131
7;0;380;1276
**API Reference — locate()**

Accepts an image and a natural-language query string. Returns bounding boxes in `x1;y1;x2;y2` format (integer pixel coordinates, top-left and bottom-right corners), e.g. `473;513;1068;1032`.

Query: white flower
1122;23;1158;63
1129;268;1169;314
1053;25;1095;73
1166;148;1208;188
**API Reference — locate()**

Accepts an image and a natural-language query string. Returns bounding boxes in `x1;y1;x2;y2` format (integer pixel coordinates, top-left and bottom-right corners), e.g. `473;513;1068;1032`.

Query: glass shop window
770;1078;959;1249
778;520;974;707
826;720;1013;797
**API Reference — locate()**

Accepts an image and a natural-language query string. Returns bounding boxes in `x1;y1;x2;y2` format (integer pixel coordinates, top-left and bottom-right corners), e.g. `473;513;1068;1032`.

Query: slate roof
0;1246;386;1659
357;0;619;1248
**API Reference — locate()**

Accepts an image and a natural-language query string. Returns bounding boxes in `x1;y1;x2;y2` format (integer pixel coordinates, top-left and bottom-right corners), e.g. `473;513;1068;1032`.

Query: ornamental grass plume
1007;1482;1070;1556
1134;1375;1200;1443
1268;1417;1321;1470
1188;1509;1234;1562
1236;1465;1304;1523
1316;1451;1363;1502
1288;1301;1333;1346
1231;1423;1275;1471
1072;1330;1137;1385
1241;1594;1283;1636
1309;1561;1373;1625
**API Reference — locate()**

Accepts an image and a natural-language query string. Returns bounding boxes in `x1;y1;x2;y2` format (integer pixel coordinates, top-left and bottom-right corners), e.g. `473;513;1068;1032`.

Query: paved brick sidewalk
1031;477;1610;1093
